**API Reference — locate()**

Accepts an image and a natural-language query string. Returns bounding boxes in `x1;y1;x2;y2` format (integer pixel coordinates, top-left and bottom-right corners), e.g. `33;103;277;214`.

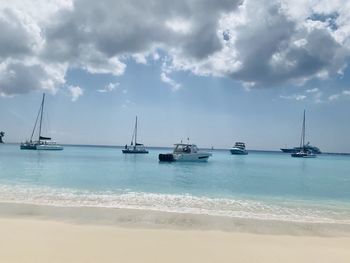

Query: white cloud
67;85;83;101
328;94;340;101
313;91;324;103
97;82;119;93
328;89;350;101
132;53;147;64
160;72;181;91
165;18;192;34
121;99;134;108
280;94;307;101
306;88;319;93
1;0;350;98
152;52;160;61
342;90;350;95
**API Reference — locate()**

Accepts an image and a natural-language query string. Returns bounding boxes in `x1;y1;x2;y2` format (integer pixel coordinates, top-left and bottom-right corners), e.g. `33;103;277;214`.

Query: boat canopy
173;144;199;154
39;136;51;140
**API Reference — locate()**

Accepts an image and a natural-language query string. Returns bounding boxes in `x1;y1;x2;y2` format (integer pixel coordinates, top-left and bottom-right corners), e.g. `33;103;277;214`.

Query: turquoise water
1;144;350;223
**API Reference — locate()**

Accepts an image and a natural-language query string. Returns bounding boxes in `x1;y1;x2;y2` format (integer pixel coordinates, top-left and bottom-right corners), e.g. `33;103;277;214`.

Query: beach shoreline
1;202;350;237
1;215;350;263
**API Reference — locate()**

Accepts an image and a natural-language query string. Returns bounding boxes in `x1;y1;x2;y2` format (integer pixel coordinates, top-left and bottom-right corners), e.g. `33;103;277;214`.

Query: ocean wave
0;184;350;224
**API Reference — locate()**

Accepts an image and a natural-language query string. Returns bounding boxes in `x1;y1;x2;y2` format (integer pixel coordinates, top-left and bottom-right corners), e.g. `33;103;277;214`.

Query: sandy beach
1;203;350;263
1;217;350;263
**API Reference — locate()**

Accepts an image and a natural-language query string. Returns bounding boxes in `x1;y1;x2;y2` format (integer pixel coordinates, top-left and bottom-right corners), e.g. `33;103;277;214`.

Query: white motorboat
159;143;212;162
230;142;248;155
20;93;63;151
122;116;149;154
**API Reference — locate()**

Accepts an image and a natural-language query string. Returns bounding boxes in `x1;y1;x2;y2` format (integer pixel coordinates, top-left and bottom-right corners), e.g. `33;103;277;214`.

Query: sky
0;0;350;152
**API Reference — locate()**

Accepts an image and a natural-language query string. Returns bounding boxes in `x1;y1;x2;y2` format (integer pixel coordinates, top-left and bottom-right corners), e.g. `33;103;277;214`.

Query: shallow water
0;144;350;223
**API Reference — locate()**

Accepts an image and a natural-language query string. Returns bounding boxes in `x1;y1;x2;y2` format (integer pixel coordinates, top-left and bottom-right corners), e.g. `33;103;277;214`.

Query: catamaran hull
281;147;321;154
291;152;316;158
20;145;37;150
20;144;63;150
36;145;63;150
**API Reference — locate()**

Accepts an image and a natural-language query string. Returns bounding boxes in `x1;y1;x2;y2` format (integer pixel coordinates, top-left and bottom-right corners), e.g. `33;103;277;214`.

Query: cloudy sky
1;0;350;152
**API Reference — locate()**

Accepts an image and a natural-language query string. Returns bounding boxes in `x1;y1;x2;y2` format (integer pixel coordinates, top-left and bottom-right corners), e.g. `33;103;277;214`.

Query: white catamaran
20;93;63;151
122;116;149;154
291;110;316;158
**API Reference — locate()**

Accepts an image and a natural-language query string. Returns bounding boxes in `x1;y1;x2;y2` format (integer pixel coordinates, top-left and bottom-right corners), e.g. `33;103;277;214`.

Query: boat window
192;145;198;153
174;145;190;153
174;145;183;153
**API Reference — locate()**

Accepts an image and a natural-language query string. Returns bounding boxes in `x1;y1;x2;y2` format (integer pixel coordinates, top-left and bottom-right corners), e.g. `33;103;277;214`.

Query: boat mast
38;93;45;141
302;110;306;150
30;94;44;142
135;116;138;145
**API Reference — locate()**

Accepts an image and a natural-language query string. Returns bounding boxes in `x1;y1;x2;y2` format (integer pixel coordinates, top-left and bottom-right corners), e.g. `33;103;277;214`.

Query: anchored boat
122;116;149;154
291;110;316;158
159;143;212;162
20;93;63;151
0;131;4;143
280;143;321;154
230;142;248;155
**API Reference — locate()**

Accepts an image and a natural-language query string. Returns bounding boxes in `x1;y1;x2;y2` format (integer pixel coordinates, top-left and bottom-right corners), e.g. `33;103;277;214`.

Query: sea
1;143;350;224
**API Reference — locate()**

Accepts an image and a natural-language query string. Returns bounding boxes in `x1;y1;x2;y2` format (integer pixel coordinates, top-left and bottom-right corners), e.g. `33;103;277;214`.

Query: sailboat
122;116;149;154
0;131;4;143
291;110;316;158
20;93;63;151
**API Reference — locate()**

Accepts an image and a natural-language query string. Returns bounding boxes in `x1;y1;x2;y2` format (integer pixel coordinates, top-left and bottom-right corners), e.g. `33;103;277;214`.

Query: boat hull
20;144;37;150
159;153;175;162
175;153;211;162
230;148;248;155
122;149;149;154
36;145;63;150
281;146;321;154
159;153;211;162
291;152;316;158
20;144;63;151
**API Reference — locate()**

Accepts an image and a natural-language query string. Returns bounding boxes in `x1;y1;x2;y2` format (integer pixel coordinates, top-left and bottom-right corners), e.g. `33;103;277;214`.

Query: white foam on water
0;184;350;224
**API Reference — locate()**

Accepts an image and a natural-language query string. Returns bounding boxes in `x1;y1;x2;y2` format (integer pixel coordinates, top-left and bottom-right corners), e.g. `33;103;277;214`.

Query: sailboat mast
38;93;45;141
30;100;42;142
299;112;303;149
135;116;138;145
302;110;306;149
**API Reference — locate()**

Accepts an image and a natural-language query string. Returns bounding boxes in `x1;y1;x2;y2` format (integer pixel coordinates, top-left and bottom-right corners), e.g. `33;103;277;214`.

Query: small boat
281;143;321;154
230;142;248;155
20;93;63;151
159;143;212;162
291;151;316;158
291;110;316;158
122;116;149;154
0;131;4;143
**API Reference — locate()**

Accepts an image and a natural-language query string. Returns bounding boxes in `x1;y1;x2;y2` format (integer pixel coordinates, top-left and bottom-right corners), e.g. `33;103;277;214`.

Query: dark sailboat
20;93;63;151
291;110;316;158
0;131;4;143
122;116;148;154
